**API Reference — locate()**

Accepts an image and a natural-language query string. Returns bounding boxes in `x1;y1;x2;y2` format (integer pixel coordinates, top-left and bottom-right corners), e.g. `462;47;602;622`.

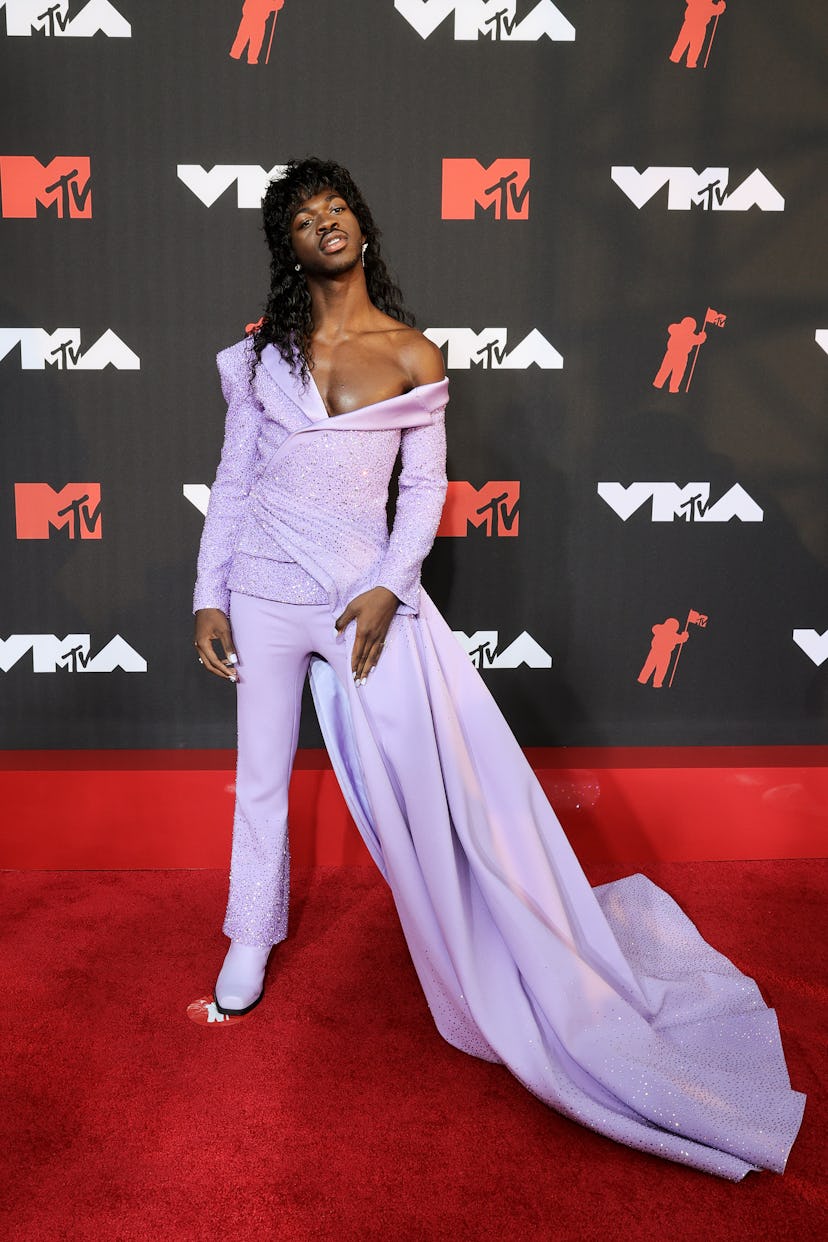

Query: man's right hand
194;608;238;680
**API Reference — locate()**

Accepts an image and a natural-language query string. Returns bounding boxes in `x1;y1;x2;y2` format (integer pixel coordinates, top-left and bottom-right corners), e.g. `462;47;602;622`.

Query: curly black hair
249;157;413;386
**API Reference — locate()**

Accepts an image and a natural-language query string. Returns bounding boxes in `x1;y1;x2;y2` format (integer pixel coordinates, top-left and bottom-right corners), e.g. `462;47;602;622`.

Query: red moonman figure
230;0;284;65
669;0;726;69
653;317;707;394
637;618;689;689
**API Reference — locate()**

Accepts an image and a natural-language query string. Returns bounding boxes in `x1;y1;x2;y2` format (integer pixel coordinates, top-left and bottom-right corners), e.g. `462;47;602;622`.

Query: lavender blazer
193;337;449;616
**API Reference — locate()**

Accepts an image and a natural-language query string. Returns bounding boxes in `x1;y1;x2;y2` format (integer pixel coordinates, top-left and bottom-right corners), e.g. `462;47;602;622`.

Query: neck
306;266;374;340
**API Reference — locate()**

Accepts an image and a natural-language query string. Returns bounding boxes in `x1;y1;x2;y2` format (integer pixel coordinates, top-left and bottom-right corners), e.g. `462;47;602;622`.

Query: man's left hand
335;586;399;684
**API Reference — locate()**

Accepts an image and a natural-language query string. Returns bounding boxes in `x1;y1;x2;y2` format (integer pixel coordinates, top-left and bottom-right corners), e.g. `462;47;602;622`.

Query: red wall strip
1;747;826;869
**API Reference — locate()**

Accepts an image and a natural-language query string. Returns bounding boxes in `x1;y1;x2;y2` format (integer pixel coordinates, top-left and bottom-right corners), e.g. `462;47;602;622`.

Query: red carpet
2;860;825;1241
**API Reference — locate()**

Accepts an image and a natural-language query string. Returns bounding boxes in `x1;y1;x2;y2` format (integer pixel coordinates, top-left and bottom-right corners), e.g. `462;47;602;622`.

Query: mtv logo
815;330;828;356
394;0;575;41
0;634;146;673
425;327;562;369
0;155;92;218
438;482;520;537
177;164;287;208
597;482;764;523
0;0;131;36
0;328;139;369
15;483;102;539
792;629;828;667
610;167;784;212
453;629;552;668
442;159;530;220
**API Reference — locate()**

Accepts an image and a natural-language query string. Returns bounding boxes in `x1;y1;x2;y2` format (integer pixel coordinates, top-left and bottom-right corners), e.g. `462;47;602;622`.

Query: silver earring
361;242;367;267
294;263;301;272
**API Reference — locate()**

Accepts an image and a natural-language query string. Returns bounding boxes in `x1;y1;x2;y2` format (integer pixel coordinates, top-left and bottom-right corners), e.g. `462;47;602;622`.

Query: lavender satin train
198;342;806;1179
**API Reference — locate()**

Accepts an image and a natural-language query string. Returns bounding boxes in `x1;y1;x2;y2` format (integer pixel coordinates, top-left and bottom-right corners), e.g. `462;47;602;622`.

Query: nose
317;213;339;234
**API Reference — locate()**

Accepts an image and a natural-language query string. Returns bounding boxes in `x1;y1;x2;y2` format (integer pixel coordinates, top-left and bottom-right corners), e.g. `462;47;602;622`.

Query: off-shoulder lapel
259;343;329;422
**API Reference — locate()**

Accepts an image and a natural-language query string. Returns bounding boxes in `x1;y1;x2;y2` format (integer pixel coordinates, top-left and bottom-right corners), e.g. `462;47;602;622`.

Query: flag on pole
704;308;727;328
687;610;708;627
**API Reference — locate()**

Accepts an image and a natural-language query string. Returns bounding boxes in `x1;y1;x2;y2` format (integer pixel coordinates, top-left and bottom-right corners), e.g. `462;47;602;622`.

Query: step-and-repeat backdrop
1;1;826;750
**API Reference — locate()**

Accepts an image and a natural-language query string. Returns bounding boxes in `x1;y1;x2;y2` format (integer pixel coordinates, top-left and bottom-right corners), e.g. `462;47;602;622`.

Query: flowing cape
262;347;806;1180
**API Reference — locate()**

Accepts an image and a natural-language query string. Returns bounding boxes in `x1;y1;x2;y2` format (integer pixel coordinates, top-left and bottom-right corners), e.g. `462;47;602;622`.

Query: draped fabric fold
249;346;805;1179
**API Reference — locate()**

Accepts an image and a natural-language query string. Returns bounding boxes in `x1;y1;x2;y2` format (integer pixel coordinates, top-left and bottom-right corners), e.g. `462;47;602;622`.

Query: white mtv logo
611;167;784;212
792;629;828;667
395;0;574;40
0;328;140;370
425;328;563;369
597;483;763;523
453;630;552;668
0;0;130;36
177;164;287;209
816;330;828;355
0;634;146;673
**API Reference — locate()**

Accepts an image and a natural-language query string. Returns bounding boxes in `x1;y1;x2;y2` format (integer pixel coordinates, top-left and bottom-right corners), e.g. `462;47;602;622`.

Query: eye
296;218;311;228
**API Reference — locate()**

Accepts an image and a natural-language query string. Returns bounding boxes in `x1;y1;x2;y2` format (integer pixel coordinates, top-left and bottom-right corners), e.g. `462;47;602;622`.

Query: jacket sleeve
192;342;262;614
373;405;448;613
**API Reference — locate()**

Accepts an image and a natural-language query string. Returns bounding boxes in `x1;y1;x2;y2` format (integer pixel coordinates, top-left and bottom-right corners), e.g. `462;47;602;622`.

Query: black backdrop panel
1;1;826;748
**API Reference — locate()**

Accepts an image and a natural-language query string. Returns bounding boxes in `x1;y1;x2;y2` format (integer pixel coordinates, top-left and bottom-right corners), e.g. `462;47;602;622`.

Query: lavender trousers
216;589;805;1179
223;590;353;949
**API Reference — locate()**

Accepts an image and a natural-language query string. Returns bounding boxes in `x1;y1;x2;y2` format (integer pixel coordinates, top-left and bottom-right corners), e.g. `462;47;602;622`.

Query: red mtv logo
442;159;530;220
15;484;102;539
0;157;92;218
438;482;520;537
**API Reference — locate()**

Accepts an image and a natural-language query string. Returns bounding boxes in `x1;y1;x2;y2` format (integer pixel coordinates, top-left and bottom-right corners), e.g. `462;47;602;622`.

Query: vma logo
177;164;287;208
0;156;91;218
611;167;784;212
438;482;519;537
0;328;139;369
454;629;552;669
0;0;130;36
598;483;763;523
442;159;530;220
426;327;562;369
395;1;575;41
0;634;146;673
15;484;102;540
792;629;828;668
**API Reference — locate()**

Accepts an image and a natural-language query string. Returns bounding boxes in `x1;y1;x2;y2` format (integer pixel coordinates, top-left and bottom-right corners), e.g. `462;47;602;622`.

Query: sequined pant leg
222;591;314;949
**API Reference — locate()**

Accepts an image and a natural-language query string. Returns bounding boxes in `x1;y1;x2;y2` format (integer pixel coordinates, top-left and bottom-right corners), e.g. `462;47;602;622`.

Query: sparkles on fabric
194;341;805;1180
193;337;447;615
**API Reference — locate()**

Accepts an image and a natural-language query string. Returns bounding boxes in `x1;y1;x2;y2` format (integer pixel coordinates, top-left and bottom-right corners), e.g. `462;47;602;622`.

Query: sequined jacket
193;337;449;616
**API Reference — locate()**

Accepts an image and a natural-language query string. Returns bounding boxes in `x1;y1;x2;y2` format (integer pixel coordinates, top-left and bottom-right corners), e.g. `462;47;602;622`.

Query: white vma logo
425;328;563;369
0;328;140;370
395;0;575;41
453;630;553;668
177;164;287;208
183;484;210;515
0;635;146;672
611;167;784;212
792;630;828;667
597;483;763;523
0;0;130;36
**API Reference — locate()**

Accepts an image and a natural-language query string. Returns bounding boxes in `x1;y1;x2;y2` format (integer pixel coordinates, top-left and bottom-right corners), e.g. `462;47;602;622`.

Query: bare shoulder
392;325;446;386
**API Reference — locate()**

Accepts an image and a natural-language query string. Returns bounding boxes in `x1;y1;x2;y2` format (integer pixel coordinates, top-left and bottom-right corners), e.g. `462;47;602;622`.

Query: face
290;188;365;276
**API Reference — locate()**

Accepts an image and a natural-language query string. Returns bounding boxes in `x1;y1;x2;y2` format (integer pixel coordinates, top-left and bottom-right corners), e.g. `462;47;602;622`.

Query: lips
320;230;347;254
